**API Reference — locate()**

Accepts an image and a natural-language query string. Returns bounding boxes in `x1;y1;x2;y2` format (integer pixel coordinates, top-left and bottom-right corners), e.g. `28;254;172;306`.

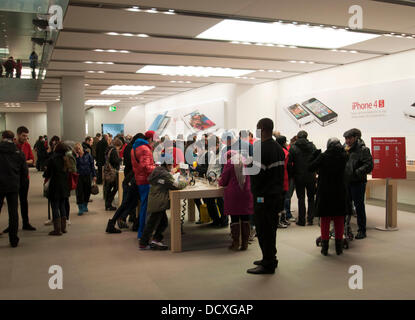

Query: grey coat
147;166;186;213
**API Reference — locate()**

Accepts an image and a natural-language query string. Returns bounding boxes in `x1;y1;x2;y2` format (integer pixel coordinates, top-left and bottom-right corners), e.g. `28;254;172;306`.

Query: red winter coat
282;147;289;192
131;139;155;185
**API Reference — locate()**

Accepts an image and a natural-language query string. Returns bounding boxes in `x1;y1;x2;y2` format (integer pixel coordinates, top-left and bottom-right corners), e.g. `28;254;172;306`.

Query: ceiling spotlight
137;34;149;37
106;32;119;36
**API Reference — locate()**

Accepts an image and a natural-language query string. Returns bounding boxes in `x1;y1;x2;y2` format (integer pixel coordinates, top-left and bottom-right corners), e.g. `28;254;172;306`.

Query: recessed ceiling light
196;20;380;49
85;84;90;86
136;65;255;78
85;100;120;106
126;7;141;12
101;85;155;95
122;33;134;37
106;32;119;36
147;8;158;13
137;34;149;37
94;49;104;52
120;50;130;53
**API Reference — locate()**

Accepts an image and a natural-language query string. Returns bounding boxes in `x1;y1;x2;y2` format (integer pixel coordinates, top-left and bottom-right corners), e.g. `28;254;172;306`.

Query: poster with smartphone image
302;98;338;127
276;78;415;159
285;103;314;127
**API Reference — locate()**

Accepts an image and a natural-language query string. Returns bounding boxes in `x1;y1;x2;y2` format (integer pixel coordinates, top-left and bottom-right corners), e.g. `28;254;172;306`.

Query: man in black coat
34;136;47;171
287;130;317;226
343;128;373;239
95;134;109;184
0;130;28;247
247;118;285;275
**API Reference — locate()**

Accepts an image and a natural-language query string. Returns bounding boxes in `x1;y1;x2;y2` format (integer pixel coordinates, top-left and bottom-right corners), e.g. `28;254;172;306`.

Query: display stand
375;178;399;231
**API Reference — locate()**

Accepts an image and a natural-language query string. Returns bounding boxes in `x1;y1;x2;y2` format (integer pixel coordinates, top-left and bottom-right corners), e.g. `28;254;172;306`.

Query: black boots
61;217;67;234
321;240;329;256
335;239;343;255
106;219;121;234
229;223;240;251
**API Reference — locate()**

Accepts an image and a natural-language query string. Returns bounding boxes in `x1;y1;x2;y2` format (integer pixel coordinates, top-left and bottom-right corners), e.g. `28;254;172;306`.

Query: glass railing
0;0;68;15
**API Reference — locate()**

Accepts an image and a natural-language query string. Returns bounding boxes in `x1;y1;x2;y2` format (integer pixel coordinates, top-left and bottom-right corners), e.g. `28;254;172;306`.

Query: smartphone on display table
302;98;338;126
285;103;314;127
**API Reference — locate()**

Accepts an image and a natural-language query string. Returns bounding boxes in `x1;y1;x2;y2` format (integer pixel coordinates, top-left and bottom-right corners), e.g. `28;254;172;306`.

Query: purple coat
219;163;253;215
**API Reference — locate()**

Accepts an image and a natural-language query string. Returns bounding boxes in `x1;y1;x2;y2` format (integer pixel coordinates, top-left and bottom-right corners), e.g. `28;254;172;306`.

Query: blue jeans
137;184;150;239
349;182;367;233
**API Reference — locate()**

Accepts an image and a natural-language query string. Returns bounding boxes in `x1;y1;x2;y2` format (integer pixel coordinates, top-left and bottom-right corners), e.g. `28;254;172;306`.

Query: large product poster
276;78;415;159
146;100;225;138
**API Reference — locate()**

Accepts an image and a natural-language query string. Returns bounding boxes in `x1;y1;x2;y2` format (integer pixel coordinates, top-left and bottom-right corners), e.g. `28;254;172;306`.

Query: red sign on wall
371;137;406;179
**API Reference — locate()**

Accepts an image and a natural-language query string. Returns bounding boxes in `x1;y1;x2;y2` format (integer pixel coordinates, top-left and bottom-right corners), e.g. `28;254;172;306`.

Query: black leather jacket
344;139;373;183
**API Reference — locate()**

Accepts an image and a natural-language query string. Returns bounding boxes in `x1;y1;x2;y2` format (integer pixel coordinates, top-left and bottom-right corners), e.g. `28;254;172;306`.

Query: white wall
91;105;146;136
5;112;47;144
145;83;238;130
144;82;279;133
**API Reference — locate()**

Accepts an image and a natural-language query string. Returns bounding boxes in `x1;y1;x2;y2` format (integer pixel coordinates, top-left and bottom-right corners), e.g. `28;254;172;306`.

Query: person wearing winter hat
132;130;156;240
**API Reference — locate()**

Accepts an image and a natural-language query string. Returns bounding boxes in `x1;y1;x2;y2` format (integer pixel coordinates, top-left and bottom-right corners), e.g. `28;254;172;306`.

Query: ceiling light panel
101;85;155;95
197;20;380;49
136;65;254;77
85;100;120;106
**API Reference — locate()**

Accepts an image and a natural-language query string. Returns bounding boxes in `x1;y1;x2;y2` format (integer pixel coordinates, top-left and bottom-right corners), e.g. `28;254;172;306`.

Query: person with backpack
43;143;71;236
3;57;15;78
74;143;96;215
104;138;123;211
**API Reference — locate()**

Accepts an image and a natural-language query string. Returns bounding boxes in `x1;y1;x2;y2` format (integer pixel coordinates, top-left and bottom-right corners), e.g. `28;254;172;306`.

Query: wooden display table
169;182;224;253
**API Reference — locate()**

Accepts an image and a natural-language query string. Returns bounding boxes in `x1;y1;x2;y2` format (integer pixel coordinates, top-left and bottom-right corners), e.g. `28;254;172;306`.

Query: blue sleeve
89;154;96;177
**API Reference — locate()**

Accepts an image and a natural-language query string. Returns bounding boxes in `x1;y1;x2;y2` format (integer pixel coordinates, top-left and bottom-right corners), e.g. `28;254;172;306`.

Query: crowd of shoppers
0;122;374;279
1;52;38;79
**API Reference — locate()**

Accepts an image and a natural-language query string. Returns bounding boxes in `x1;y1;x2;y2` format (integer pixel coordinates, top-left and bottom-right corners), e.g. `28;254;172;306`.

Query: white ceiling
38;0;415;104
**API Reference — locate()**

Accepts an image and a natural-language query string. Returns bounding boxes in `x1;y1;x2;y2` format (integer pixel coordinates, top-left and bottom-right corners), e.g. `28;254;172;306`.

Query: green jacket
147;166;186;213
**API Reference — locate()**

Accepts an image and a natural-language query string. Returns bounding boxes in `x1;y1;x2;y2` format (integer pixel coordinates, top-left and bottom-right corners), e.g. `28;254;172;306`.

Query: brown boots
229;223;240;251
61;217;67;234
49;218;62;236
229;221;251;251
240;221;250;251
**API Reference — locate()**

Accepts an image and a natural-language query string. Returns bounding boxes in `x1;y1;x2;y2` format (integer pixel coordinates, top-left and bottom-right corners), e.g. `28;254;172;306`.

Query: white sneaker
67;219;71;226
150;241;168;250
289;217;296;222
44;220;53;226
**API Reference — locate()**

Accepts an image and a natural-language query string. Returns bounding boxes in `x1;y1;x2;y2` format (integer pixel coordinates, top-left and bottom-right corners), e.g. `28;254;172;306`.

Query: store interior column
61;76;86;142
46;101;62;138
